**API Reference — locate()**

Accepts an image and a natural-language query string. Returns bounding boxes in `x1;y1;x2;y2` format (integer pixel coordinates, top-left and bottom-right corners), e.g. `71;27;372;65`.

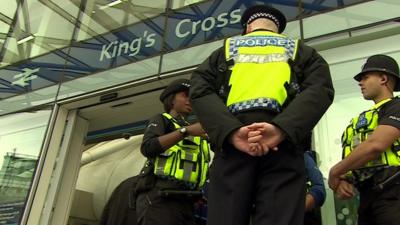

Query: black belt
372;169;400;191
158;189;202;198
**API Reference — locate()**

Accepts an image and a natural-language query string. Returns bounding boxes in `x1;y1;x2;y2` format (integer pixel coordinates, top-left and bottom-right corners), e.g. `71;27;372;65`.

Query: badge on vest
356;112;368;129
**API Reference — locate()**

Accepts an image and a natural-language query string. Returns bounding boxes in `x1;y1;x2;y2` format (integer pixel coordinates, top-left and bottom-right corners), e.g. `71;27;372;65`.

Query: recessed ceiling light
17;35;35;45
99;0;123;10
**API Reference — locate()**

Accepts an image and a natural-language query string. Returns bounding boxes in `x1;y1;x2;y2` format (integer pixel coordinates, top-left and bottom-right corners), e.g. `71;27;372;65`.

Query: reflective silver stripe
228;98;281;114
184;152;194;161
183;162;193;182
155;158;168;175
184;136;196;143
234;53;288;64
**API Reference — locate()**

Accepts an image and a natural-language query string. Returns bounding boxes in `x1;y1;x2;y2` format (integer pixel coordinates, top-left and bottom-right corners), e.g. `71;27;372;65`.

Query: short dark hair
163;94;175;112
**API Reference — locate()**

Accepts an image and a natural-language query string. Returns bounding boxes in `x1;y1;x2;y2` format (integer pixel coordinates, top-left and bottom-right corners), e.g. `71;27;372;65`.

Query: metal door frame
21;106;88;225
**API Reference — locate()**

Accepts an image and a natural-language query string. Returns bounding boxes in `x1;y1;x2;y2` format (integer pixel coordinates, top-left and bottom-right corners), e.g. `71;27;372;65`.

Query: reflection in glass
0;109;52;224
0;0;168;67
171;0;208;9
76;0;167;42
58;56;161;100
0;1;76;66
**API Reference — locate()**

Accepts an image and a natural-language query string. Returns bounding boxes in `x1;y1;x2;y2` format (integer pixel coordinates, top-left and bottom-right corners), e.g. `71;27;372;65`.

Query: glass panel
171;0;208;9
57;56;161;100
300;0;366;17
0;108;52;225
303;9;353;39
343;0;400;28
1;0;77;66
75;0;167;42
0;1;18;18
161;40;223;73
283;20;301;39
303;0;400;39
0;85;58;116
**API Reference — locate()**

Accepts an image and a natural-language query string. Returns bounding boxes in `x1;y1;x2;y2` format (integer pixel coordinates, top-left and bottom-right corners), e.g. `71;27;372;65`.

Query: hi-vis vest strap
341;98;400;182
153;113;210;189
224;30;299;114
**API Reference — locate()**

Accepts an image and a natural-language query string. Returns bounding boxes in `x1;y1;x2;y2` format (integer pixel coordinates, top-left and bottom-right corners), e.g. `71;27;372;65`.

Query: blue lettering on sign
165;1;244;51
174;9;241;38
99;31;157;61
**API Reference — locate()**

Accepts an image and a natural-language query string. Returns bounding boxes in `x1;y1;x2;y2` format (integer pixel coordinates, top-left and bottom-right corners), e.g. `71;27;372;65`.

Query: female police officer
136;79;210;225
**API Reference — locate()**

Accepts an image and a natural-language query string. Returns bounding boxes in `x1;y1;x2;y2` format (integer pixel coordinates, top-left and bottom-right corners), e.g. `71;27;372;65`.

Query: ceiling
76;72;191;141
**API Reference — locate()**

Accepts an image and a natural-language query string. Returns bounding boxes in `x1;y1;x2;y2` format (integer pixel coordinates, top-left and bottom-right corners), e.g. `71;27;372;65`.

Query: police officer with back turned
190;4;334;225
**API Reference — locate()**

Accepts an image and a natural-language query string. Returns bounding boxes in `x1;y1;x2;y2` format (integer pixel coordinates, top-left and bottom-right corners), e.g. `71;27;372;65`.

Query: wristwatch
179;127;188;137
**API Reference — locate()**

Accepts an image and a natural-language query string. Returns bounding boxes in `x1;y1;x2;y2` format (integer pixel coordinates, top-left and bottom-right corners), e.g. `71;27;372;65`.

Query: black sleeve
190;47;243;151
140;114;170;158
379;99;400;129
272;41;335;145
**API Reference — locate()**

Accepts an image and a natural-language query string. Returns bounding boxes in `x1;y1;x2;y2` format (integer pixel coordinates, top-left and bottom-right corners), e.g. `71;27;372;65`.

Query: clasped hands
230;122;285;157
328;168;356;200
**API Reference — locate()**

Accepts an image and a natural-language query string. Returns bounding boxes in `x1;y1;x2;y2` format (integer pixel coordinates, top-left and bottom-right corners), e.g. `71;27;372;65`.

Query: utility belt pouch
136;160;156;193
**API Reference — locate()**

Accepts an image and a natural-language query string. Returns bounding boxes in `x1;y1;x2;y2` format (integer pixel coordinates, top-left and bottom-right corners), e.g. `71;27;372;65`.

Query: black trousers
136;189;196;225
304;210;322;225
207;143;306;225
357;183;400;225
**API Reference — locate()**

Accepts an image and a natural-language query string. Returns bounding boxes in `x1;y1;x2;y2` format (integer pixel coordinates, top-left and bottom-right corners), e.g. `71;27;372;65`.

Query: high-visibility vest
341;98;400;182
224;30;299;114
153;113;210;189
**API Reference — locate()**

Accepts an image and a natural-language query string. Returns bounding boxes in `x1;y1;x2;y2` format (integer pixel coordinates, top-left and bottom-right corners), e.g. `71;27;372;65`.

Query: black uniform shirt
141;113;189;158
140;113;192;190
378;98;400;129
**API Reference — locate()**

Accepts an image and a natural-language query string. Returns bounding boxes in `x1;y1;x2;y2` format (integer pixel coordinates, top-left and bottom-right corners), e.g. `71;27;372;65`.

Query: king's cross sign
12;68;39;87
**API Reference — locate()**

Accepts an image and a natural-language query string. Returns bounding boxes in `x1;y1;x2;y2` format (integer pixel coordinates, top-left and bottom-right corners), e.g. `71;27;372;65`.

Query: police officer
329;55;400;225
190;5;334;225
136;79;211;225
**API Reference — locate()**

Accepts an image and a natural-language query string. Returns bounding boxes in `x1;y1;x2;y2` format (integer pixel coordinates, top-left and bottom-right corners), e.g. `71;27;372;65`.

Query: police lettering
234;36;289;47
175;9;241;38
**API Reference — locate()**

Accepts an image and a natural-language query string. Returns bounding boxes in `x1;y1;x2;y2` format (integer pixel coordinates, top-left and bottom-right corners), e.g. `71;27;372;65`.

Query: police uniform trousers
207;141;306;225
304;209;322;225
135;188;196;225
357;180;400;225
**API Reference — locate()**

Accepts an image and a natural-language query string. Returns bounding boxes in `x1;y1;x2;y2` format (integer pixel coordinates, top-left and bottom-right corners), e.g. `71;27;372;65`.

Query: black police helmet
354;54;400;91
240;5;287;34
159;79;191;102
